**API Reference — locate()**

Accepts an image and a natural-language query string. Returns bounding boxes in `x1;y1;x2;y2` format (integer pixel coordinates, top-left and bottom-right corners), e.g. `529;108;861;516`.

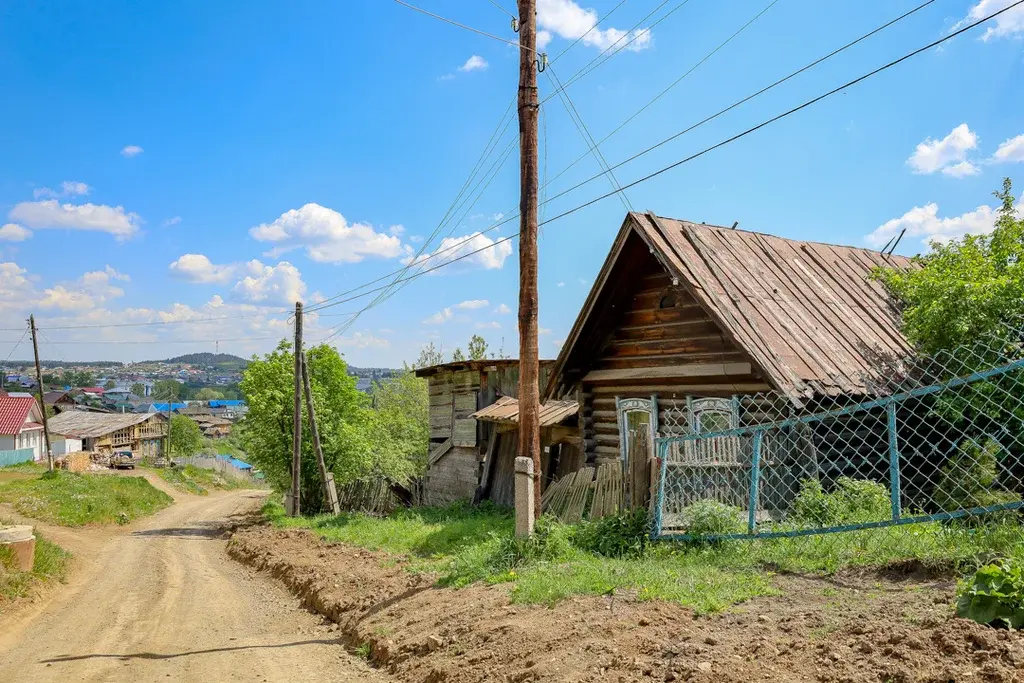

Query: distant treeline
3;360;123;369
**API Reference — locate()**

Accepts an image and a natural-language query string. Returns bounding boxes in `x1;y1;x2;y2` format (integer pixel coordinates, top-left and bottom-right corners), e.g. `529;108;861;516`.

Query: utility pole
517;0;542;521
290;302;303;517
28;315;53;472
301;350;340;515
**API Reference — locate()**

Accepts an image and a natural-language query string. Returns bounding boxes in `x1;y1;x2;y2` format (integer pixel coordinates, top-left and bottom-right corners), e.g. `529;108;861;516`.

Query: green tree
451;347;465;362
467;334;488;360
194;387;225;401
130;382;145;397
153;379;182;401
875;178;1023;354
103;379;116;390
169;414;203;457
240;342;413;513
41;373;57;386
415;343;444;369
372;370;430;475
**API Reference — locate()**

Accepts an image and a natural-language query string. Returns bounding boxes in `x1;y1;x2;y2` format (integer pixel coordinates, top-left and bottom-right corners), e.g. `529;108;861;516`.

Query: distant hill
162;353;249;370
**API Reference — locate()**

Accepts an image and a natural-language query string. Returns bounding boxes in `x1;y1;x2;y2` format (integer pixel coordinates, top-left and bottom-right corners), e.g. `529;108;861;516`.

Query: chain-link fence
652;323;1024;556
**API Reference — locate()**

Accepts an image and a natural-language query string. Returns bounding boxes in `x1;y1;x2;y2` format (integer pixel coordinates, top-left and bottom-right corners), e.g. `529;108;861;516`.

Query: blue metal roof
150;402;187;411
209;400;245;408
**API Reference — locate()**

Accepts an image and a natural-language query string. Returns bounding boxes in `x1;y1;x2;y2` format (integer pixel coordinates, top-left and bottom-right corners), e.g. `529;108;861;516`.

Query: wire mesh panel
652;324;1024;544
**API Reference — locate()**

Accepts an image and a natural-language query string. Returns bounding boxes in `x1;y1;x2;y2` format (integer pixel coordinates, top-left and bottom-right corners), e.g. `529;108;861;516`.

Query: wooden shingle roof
547;212;914;403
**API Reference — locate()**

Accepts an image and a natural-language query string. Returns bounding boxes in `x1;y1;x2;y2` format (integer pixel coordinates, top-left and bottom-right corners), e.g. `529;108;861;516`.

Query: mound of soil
229;527;1024;683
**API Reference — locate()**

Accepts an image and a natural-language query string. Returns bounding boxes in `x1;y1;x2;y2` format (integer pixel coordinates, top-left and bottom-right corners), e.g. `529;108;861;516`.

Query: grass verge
157;465;256;496
265;497;1024;613
0;470;173;526
263;501;776;612
0;525;70;605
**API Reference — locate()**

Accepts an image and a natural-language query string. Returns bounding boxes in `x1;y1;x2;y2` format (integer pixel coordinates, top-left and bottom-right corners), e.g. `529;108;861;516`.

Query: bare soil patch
229;526;1024;683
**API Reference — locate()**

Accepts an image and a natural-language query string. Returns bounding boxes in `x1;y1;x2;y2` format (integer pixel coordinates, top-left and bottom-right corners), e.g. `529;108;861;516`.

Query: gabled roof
43;390;71;405
546;212;914;402
0;396;39;436
48;410;165;439
414;359;555;378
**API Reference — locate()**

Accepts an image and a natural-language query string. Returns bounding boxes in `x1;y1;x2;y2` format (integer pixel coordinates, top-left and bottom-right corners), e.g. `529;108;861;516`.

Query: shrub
791;477;890;527
573;509;650;558
957;560;1024;629
677;500;745;538
933;438;1019;515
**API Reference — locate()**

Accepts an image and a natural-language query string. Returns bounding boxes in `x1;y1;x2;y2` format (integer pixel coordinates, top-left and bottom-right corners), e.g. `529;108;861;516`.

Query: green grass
158;464;255;496
0;525;70;605
0;470;173;526
265;498;1024;613
0;462;46;483
263;501;776;612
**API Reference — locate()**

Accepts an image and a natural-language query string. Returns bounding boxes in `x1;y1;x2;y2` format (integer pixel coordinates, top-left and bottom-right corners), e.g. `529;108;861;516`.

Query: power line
394;0;536;51
546;64;632;211
1;326;29;365
310;0;1021;315
484;0;517;21
549;0;633;65
544;0;783;190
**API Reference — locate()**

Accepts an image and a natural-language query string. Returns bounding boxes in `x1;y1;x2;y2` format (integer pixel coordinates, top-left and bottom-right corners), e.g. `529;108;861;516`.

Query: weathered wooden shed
544;211;914;511
414;359;554;505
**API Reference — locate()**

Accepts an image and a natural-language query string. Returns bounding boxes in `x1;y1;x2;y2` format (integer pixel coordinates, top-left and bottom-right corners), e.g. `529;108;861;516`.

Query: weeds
158;465;255;496
0;471;172;526
0;524;70;605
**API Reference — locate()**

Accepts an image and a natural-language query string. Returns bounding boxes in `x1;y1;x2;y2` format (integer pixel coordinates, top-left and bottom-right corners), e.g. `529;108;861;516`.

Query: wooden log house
543;211;915;515
414;359;555;505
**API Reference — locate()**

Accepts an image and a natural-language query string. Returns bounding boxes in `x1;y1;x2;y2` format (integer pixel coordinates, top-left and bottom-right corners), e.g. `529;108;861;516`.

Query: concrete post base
514;457;535;538
0;525;36;572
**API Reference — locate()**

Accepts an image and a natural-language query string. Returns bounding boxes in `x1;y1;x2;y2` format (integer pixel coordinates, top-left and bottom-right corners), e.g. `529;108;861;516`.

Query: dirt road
0;490;387;683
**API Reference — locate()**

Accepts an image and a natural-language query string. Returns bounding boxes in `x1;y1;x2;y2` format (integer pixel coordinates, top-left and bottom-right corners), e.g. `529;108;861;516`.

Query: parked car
109;449;135;470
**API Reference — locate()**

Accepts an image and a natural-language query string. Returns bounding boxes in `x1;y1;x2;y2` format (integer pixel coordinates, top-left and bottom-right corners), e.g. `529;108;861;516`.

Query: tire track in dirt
0;490;388;683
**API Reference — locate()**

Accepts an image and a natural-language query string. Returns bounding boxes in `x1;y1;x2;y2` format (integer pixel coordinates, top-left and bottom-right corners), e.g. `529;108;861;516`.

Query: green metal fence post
748;430;763;534
887;402;902;520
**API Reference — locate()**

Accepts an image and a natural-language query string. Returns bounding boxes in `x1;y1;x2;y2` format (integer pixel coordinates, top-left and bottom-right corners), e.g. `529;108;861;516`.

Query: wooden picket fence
541;461;624;523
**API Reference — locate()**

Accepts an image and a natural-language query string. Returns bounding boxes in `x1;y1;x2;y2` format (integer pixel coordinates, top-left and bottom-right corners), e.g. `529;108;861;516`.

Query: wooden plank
596;350;749;371
583;362;752;383
589;382;771;395
452;418;477;447
453;392;478;411
427;438;452;466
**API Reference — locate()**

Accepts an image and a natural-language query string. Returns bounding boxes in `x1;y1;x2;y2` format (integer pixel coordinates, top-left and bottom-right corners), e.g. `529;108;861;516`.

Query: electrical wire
394;0;536;51
546;64;632;211
543;0;785;190
484;0;517;21
308;0;937;315
1;326;29;364
309;0;1021;314
549;0;634;66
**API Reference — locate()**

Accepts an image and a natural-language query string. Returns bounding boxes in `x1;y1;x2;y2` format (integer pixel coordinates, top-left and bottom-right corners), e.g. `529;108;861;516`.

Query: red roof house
0;396;45;461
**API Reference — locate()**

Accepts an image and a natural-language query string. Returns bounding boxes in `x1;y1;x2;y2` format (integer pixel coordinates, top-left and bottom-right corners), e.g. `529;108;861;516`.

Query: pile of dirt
229;527;1024;683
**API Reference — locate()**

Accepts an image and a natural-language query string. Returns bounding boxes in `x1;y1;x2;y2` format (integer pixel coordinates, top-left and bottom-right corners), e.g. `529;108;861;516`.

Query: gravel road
0;489;387;683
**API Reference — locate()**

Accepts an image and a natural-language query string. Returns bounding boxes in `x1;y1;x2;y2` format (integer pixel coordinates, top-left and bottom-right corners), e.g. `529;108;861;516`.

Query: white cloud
538;0;653;52
0;224;31;242
907;124;979;176
121;145;143;157
249;203;404;264
494;303;511;314
866;202;1000;249
956;0;1024;40
232;260;307;305
169;254;237;285
33;181;91;199
942;161;980;178
476;321;501;329
409;235;424;243
334;331;390;349
423;307;453;325
993;134;1024;163
8;200;141;239
556;281;565;287
539;327;552;335
0;262;36;312
455;299;489;310
438;73;456;82
404;232;513;274
458;55;489;72
388;224;405;236
162;216;183;227
40;265;129;312
537;30;553;49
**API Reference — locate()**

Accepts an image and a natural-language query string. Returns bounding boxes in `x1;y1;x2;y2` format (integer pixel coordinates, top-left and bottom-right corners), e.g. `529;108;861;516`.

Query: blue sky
1;0;1022;366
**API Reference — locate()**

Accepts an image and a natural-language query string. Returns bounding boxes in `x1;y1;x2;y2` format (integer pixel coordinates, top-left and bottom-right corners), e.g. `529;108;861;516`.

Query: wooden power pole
517;0;542;520
300;350;340;515
290;301;303;517
28;315;53;472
